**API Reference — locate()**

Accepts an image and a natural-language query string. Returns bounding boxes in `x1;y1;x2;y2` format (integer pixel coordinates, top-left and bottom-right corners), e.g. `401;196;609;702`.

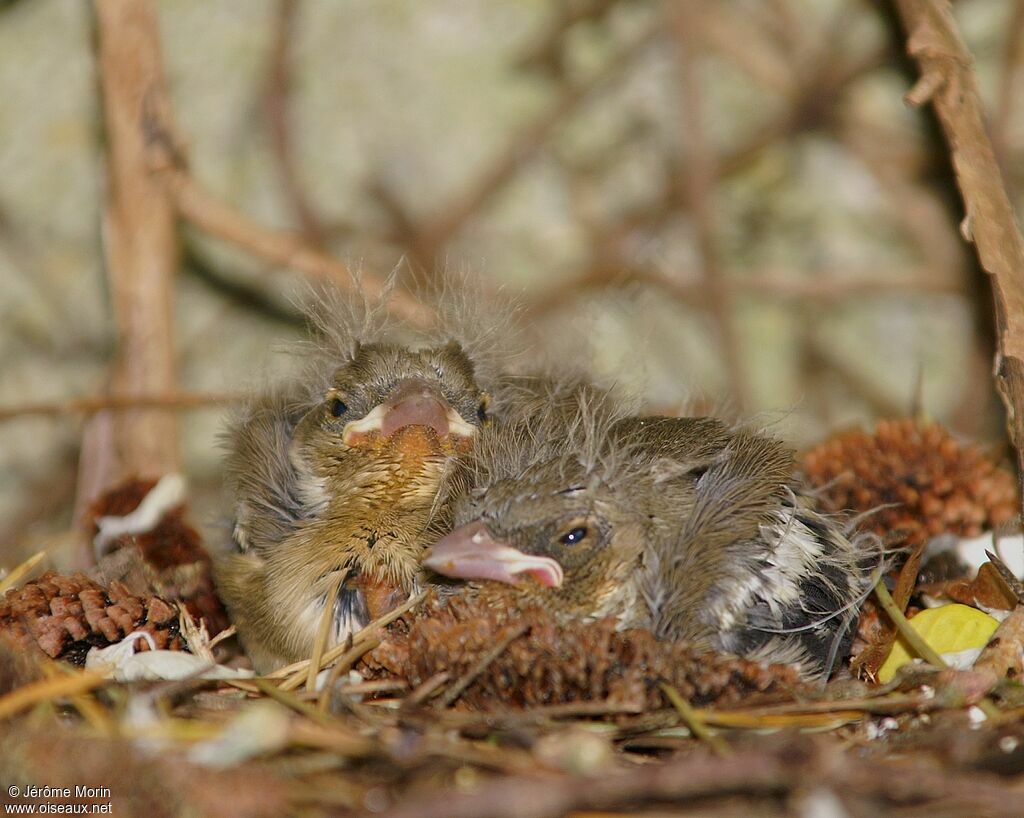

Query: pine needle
272;591;425;685
660;683;731;756
873;579;946;668
0;670;105;720
256;678;333;725
874;579;1001;720
307;575;344;692
43;663;115;735
0;550;47;595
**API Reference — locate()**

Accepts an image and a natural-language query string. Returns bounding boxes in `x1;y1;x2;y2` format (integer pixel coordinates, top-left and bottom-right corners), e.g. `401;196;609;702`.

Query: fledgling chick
424;390;875;678
215;291;501;673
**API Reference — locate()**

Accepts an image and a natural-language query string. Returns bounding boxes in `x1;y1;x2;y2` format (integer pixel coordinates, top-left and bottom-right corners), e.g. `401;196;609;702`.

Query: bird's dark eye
559;527;588;546
476;401;487;422
330;398;348;417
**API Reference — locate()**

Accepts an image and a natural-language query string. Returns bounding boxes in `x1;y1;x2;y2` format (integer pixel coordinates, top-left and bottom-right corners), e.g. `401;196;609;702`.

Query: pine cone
801;419;1018;547
0;571;183;665
364;595;800;710
87;478;229;634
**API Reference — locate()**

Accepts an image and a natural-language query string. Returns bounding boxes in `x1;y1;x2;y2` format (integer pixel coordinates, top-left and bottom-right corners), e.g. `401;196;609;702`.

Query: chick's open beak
423;520;564;588
343;378;476;445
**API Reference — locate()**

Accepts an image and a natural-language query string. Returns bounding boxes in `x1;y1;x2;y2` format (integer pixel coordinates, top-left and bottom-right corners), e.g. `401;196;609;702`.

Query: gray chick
424;388;874;678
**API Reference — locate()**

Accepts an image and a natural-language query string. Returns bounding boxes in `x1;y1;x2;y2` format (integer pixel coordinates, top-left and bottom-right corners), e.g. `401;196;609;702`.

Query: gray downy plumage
425;387;877;679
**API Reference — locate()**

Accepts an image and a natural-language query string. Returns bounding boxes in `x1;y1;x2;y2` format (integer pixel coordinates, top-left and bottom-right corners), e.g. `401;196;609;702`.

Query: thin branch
181;238;305;328
163;167;434;328
120;45;434;329
805;340;908;418
0;392;240;422
691;4;793;95
529;264;963;318
410;22;660;265
669;0;749;410
514;0;619;76
586;46;888;250
714;46;889;180
841;113;966;278
263;0;326;245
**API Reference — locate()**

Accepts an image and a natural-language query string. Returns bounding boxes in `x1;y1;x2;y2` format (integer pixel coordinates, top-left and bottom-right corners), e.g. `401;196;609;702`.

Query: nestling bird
424;389;874;678
215;292;500;673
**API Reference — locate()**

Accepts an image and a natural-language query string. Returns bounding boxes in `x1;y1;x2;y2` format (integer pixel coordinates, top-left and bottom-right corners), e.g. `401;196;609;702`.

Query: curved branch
895;0;1024;503
165;168;434;328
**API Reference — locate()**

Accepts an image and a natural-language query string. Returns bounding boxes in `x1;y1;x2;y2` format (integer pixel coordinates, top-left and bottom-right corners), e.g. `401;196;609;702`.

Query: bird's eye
330;398;348;417
559;527;588;546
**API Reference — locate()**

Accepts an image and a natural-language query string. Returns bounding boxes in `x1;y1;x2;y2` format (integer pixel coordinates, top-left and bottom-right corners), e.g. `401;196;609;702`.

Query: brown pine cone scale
0;571;183;665
801;418;1018;547
88;477;229;634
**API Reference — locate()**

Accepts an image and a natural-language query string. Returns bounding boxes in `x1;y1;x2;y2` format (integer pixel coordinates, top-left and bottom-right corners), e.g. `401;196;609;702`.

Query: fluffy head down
222;278;522;552
295;273;522;402
456;380;641;497
216;279;524;671
425;383;650;618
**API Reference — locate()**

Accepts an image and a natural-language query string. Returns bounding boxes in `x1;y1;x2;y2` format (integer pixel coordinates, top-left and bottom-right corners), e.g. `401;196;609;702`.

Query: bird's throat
310;425;460;621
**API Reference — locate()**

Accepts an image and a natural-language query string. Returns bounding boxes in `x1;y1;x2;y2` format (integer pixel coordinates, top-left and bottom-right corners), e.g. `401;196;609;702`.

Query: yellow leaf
878;603;999;683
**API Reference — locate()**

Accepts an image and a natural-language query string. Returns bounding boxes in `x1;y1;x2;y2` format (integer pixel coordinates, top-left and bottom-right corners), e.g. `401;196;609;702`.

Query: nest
800;418;1018;546
0;571;182;664
365;595;801;710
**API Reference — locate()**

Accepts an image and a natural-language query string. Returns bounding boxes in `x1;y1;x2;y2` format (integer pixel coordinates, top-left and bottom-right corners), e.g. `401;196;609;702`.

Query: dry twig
165;169;434;328
896;0;1024;508
263;0;326;246
0;392;240;423
94;0;181;483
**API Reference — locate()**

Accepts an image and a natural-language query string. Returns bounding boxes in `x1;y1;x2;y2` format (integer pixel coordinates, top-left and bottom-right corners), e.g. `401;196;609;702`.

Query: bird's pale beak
343;378;475;445
423;520;564;588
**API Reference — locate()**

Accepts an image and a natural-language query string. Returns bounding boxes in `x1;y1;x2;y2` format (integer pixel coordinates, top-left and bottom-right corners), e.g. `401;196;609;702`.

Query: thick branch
94;0;180;481
895;0;1024;502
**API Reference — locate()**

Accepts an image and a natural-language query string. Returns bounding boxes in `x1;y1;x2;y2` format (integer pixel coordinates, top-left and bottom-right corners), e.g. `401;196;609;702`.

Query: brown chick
215;297;497;673
424;389;876;678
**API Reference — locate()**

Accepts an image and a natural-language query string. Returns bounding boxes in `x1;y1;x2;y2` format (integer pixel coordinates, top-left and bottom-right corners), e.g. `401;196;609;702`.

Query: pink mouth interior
424;522;564;589
381;392;451;438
